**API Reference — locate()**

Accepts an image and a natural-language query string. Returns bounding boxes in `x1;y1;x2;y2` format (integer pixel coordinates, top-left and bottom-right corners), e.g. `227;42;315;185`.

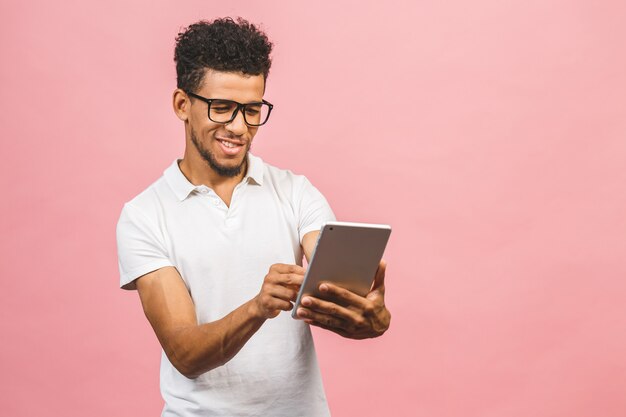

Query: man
117;17;390;416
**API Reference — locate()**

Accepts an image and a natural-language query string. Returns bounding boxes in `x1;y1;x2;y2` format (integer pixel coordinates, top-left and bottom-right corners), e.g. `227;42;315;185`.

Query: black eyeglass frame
186;92;274;127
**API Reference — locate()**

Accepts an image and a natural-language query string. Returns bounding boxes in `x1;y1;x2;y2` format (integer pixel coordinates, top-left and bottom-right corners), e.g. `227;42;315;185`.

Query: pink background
1;1;625;416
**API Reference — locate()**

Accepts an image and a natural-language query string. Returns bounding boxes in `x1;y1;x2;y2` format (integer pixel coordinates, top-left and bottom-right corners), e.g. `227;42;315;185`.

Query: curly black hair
174;17;273;94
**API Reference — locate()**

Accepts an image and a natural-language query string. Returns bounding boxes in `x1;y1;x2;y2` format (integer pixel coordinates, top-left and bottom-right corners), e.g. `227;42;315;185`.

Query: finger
300;296;363;324
371;259;387;291
282;273;304;286
266;301;293;315
285;284;302;295
296;307;347;331
268;272;304;287
318;282;369;310
258;295;293;316
270;263;306;275
267;285;298;302
274;299;294;311
305;320;350;338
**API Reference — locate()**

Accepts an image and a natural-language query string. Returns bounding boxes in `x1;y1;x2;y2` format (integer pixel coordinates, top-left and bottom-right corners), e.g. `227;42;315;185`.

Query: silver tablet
292;221;392;318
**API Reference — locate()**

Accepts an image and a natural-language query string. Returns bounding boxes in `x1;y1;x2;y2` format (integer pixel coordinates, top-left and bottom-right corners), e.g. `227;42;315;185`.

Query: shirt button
200;188;208;194
213;199;219;205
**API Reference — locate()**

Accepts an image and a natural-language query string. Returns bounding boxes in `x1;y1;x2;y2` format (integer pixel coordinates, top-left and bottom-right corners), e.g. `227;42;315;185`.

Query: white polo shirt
117;153;335;417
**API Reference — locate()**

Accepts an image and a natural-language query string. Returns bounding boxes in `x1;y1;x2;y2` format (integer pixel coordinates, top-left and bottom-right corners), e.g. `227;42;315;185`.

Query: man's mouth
216;138;245;155
219;140;238;148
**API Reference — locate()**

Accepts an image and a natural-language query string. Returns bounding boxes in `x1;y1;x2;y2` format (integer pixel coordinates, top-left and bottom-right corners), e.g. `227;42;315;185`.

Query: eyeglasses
186;92;274;126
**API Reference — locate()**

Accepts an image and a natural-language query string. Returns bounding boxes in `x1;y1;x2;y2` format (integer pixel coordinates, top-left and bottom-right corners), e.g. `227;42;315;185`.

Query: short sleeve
296;177;336;243
116;203;173;290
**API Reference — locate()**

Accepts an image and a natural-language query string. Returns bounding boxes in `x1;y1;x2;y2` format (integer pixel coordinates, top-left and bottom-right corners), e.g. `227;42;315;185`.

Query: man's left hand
295;260;391;339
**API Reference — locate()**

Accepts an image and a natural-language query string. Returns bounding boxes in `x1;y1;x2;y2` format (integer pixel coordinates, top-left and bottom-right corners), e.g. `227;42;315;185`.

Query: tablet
292;221;392;318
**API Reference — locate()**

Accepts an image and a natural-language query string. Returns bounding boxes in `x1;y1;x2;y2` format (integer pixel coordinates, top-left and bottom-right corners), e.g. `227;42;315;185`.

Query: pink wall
1;1;625;416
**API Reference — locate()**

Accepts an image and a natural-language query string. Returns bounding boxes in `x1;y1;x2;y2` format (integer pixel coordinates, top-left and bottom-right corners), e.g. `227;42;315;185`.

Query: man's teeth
219;140;238;148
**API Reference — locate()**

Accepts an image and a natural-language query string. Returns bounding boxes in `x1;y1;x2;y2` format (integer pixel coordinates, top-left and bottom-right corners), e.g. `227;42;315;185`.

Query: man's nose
225;109;248;135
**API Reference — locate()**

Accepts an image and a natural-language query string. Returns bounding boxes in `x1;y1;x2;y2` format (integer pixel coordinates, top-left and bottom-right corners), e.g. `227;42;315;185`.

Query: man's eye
212;107;231;113
245;108;260;115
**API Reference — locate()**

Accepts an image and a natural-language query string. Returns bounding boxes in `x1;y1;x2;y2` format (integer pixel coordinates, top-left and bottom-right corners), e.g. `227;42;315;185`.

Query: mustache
215;131;247;142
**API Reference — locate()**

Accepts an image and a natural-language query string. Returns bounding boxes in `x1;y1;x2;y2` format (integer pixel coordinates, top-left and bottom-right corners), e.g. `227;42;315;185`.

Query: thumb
371;259;387;292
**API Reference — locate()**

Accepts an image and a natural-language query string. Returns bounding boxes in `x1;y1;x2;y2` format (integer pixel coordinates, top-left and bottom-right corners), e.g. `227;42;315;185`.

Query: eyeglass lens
209;100;271;126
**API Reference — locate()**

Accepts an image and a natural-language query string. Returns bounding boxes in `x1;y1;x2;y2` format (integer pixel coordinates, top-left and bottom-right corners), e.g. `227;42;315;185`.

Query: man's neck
178;153;247;204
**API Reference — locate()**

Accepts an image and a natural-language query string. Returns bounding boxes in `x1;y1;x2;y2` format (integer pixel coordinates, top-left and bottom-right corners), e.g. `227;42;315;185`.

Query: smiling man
116;17;390;416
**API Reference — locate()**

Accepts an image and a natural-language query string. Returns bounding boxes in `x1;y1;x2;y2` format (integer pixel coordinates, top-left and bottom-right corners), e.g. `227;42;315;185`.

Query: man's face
187;70;266;177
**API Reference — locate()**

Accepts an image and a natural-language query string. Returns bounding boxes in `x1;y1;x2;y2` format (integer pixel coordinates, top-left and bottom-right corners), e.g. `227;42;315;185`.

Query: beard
190;128;250;178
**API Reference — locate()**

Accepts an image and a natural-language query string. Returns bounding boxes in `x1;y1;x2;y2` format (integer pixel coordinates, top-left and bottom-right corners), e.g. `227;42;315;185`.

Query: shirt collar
164;153;264;202
164;160;196;201
244;153;264;186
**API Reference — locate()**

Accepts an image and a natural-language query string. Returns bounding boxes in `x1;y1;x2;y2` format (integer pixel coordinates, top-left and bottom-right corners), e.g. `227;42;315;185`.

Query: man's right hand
252;264;305;319
136;264;305;378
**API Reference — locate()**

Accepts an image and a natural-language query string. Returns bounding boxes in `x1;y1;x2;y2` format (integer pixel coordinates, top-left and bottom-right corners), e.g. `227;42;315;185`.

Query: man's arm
298;231;391;339
301;230;320;263
136;264;305;379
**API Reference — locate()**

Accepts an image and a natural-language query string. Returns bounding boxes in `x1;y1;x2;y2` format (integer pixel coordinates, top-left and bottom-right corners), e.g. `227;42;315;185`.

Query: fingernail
298;308;308;318
302;297;311;306
320;284;328;292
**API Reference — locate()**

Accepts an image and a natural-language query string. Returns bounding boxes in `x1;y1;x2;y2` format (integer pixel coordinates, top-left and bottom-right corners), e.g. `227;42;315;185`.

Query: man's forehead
198;69;265;100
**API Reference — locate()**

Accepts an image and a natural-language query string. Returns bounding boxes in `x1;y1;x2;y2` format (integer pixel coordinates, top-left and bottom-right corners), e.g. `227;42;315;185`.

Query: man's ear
173;88;190;121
